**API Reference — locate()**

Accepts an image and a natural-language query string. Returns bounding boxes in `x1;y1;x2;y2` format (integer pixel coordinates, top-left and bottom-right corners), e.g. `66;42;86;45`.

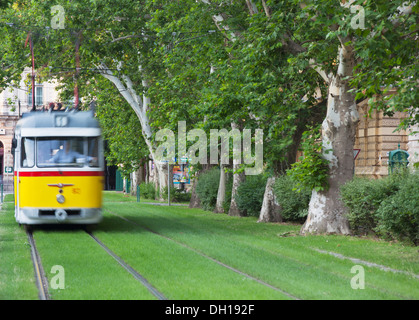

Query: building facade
355;98;419;178
0;68;61;191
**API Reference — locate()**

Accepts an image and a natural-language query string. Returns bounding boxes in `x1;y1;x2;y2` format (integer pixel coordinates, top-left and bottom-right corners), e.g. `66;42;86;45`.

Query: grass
0;200;38;300
33;229;156;300
101;201;419;300
1;191;418;300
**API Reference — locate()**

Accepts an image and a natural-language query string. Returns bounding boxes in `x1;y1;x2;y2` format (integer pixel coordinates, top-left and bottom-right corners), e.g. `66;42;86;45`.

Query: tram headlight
56;194;65;204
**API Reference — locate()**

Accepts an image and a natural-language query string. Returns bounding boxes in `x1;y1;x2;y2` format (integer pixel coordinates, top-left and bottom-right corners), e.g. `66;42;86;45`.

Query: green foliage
340;175;404;235
139;182;156;200
235;175;267;217
287;127;330;192
173;189;192;203
159;186;191;203
376;173;419;245
195;167;220;211
273;175;311;222
341;172;419;245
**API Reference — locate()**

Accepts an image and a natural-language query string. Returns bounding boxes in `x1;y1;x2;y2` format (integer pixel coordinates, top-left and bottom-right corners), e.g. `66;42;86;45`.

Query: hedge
341;172;418;245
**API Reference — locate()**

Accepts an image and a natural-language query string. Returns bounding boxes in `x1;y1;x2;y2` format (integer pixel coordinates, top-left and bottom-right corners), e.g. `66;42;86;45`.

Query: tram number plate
55;115;68;127
72;188;81;194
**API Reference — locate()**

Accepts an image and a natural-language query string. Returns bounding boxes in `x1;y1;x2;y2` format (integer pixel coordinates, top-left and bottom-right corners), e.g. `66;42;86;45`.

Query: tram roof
16;110;100;130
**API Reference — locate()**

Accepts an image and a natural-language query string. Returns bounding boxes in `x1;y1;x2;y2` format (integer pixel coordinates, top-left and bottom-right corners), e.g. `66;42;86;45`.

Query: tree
293;0;418;234
0;0;178;197
2;0;416;228
196;0;418;232
93;77;149;178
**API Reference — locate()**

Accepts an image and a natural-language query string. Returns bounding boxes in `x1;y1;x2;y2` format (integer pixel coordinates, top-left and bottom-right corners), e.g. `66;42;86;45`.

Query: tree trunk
258;177;282;223
189;177;201;208
155;162;172;200
97;64;170;197
228;168;246;216
130;166;144;196
228;122;246;217
301;44;359;235
152;161;159;199
214;164;226;213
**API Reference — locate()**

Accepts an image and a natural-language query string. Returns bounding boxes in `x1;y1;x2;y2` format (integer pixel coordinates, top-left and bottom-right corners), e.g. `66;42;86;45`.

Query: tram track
25;227;167;300
26;226;167;300
26;228;50;300
86;231;167;300
22;208;297;300
104;208;300;300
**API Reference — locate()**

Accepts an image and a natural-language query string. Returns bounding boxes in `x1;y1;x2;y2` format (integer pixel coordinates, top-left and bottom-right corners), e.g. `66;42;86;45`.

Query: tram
12;110;104;225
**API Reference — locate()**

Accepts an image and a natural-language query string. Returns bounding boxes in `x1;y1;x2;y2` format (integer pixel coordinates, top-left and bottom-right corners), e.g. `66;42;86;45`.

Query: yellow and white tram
13;110;104;225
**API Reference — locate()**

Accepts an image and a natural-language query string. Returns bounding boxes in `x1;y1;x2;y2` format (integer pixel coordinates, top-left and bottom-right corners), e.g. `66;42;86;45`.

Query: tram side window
21;138;35;168
87;137;100;167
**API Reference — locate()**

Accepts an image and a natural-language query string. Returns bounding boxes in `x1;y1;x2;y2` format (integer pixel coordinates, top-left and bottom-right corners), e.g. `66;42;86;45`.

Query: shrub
195;167;220;211
160;187;191;203
139;182;156;200
286;126;330;193
235;175;267;217
273;175;311;222
173;189;192;202
376;173;419;245
340;173;406;235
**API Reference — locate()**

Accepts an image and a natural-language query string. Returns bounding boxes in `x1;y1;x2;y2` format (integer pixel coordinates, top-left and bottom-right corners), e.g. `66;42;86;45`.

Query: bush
160;186;191;203
195;167;220;211
139;182;156;200
235;175;267;217
286;126;330;193
340;176;403;235
376;173;419;245
340;171;419;245
273;175;311;222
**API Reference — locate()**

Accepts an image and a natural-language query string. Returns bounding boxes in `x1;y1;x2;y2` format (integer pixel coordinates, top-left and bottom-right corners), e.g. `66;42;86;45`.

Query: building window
28;86;43;106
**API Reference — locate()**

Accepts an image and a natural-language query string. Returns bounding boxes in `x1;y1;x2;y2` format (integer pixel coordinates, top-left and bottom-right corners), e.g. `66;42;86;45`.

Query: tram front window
37;137;93;167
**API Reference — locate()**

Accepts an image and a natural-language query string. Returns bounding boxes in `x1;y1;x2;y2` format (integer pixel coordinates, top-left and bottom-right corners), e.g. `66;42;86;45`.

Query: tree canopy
1;0;417;233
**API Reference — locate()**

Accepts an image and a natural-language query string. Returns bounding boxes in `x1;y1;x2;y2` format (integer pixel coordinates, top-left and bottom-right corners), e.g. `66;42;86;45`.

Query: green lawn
1;191;418;300
0;199;38;300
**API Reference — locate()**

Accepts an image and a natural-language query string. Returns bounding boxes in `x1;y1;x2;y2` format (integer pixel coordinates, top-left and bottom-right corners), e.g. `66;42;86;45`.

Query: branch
110;34;145;43
96;62;144;123
122;73;142;108
309;59;331;83
245;0;258;15
402;28;419;39
391;1;415;27
211;13;240;42
261;0;271;18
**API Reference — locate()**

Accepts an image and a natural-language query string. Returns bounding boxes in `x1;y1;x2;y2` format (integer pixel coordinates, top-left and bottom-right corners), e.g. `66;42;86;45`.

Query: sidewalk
146;202;188;206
